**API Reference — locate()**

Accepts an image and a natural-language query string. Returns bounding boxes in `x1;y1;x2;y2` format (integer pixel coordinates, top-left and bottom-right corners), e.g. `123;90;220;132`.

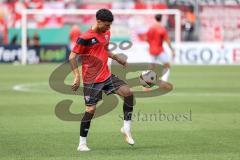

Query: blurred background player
146;14;175;83
69;24;81;50
69;9;135;152
183;5;196;41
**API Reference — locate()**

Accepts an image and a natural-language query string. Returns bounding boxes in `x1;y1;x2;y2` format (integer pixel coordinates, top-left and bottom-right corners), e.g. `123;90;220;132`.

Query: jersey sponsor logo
0;46;39;63
91;38;96;44
84;96;90;102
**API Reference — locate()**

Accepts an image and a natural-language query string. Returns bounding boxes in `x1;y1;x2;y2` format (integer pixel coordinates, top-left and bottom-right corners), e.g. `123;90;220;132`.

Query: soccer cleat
121;127;135;146
77;144;91;152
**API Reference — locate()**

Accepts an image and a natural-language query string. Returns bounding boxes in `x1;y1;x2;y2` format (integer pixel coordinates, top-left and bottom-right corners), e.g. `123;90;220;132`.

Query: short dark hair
155;14;162;22
96;8;114;22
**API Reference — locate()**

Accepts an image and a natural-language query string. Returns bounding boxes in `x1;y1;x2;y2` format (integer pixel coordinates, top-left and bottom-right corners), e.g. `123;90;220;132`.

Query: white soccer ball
139;70;157;88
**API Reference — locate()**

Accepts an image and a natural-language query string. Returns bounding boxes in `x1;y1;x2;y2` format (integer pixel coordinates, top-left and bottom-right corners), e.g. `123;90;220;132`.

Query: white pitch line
12;83;48;93
168;92;240;97
12;83;240;97
13;84;30;92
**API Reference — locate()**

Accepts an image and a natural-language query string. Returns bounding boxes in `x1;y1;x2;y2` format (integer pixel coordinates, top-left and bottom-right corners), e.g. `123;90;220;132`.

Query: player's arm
166;38;174;52
69;36;87;91
165;37;175;59
108;51;127;66
69;51;80;91
106;31;126;66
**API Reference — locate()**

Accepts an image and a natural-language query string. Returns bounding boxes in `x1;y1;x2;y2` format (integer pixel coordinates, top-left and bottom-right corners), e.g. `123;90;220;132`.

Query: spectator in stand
31;32;40;47
10;34;18;45
183;5;196;41
30;32;41;57
0;33;3;45
65;0;77;9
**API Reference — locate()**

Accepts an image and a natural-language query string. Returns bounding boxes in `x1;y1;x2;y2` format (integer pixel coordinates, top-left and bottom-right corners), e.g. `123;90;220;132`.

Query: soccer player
147;14;175;83
69;9;135;152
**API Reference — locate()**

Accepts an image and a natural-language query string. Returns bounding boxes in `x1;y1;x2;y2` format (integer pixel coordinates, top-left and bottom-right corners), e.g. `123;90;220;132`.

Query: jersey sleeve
72;34;100;55
72;37;87;55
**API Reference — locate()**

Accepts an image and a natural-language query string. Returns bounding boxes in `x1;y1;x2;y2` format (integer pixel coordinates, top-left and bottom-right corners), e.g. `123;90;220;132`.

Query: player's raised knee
124;88;133;97
85;106;96;114
117;85;133;97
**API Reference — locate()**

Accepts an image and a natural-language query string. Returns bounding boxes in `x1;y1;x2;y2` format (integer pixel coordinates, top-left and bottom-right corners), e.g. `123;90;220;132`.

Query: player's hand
71;77;80;91
118;58;127;66
116;55;127;66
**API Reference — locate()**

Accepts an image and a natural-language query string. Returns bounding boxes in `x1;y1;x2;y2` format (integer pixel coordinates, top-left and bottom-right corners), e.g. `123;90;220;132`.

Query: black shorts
83;74;126;106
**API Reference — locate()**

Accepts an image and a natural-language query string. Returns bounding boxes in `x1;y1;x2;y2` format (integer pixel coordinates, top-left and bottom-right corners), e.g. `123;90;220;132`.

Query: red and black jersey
72;28;111;84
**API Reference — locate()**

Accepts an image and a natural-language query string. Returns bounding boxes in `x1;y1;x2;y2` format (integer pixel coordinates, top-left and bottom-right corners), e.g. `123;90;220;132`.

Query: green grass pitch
0;64;240;160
